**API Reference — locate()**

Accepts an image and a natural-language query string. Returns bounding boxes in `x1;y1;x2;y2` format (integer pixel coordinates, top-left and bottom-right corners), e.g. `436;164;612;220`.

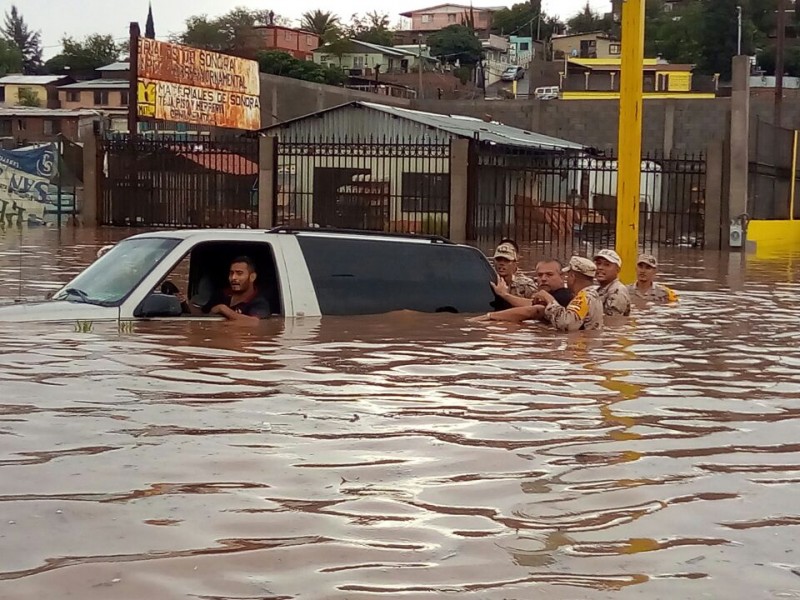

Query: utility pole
615;0;646;283
776;0;787;127
418;41;424;100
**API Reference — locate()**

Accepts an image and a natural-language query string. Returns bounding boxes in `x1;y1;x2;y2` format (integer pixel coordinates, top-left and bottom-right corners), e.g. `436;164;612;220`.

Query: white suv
0;228;500;323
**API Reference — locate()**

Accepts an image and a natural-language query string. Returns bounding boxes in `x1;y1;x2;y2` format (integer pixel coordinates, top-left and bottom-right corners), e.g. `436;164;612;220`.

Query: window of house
43;119;54;135
353;56;365;68
401;173;450;213
66;91;80;102
520;42;530;51
120;91;129;106
0;87;6;103
421;14;433;23
93;90;109;105
610;43;621;55
448;13;456;22
307;35;314;45
285;30;292;40
17;119;25;131
0;120;11;136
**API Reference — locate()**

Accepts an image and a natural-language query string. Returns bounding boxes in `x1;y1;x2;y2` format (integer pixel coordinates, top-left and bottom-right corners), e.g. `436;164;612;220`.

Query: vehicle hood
0;300;120;323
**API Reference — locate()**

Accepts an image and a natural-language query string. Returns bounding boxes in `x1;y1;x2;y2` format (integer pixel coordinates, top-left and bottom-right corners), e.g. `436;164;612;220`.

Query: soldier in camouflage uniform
593;249;631;317
492;241;536;300
628;254;679;303
474;256;603;330
539;256;604;331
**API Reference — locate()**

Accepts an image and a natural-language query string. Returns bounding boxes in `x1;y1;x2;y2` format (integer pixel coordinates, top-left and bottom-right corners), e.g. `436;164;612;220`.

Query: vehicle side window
151;241;283;316
188;241;283;315
298;237;498;315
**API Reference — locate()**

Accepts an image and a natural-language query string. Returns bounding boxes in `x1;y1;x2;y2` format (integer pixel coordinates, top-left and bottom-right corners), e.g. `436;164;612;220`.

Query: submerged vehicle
0;228;501;323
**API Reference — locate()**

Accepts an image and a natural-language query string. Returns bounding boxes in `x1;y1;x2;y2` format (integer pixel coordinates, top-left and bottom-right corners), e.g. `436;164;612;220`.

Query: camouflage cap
493;242;518;261
562;256;597;277
637;253;658;268
594;248;622;266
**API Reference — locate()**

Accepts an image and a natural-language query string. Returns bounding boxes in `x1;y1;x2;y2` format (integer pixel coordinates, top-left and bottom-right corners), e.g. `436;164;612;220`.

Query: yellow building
0;75;73;108
560;58;715;100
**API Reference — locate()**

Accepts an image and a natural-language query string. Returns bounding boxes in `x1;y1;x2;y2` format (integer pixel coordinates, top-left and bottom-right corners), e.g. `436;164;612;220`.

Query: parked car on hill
0;228;501;323
501;65;525;81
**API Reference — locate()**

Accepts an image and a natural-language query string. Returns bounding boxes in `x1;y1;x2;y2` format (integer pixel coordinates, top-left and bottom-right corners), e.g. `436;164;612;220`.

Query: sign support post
615;0;645;283
128;22;140;137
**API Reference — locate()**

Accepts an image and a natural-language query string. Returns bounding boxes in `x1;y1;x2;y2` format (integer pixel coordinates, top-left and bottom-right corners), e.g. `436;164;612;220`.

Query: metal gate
274;135;452;237
100;135;259;228
469;146;707;252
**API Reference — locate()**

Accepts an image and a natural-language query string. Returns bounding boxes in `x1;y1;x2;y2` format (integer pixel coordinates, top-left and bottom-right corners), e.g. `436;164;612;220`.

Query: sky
3;0;611;59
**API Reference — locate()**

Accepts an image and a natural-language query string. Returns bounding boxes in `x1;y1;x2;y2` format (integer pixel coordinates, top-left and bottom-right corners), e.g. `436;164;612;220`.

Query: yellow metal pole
615;0;646;284
790;130;798;220
512;78;517;98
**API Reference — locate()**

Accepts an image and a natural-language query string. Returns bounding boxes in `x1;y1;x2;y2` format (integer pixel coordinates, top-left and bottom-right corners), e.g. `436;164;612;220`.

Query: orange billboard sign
136;38;261;130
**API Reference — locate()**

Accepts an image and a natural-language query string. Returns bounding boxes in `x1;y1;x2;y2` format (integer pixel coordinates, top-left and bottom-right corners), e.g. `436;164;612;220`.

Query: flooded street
1;227;800;599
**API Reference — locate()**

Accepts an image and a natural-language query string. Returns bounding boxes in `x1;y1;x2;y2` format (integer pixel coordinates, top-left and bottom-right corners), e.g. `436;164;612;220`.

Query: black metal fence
100;135;259;227
469;147;707;252
274;134;452;237
749;118;798;220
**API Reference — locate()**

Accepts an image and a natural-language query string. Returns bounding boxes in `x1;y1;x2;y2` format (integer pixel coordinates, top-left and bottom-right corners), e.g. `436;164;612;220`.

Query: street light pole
737;5;742;56
776;0;786;126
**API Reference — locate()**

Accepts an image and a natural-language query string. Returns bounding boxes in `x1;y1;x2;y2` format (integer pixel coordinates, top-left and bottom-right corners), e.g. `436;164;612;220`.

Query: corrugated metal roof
60;79;129;90
364;103;584;150
262;101;584;151
97;62;130;71
0;107;101;117
0;75;69;85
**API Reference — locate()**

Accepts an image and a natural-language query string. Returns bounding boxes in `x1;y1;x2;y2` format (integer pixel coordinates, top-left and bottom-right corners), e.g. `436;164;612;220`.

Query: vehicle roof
126;228;464;245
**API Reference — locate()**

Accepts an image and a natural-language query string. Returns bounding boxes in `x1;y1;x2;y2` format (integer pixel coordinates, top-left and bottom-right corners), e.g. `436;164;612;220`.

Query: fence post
449;138;469;243
81;132;100;227
704;141;724;250
258;136;277;229
729;55;750;232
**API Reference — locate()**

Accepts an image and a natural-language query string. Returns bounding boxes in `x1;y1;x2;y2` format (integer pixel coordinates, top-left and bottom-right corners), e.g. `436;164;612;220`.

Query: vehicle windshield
52;237;180;306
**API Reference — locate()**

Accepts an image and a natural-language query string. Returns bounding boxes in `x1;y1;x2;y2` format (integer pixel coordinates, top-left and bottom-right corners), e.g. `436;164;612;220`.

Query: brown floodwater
1;226;800;599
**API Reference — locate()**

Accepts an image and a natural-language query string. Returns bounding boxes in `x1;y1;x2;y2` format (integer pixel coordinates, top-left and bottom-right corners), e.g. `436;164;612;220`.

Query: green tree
566;2;612;34
44;34;120;76
257;50;345;85
698;0;739;78
0;39;22;75
492;2;565;39
177;8;287;52
646;0;704;64
428;24;483;65
2;5;42;74
17;86;40;107
301;10;340;43
346;12;394;46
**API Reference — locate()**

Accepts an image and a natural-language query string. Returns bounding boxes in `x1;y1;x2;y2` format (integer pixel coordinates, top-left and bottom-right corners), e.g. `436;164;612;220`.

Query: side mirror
134;293;183;318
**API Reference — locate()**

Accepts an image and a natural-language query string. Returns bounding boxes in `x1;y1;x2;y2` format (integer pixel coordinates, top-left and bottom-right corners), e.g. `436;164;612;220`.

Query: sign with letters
137;38;261;130
0;144;58;225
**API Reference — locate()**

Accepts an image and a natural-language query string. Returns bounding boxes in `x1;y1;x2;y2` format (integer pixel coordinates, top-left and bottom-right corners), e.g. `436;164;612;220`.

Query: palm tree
301;10;340;42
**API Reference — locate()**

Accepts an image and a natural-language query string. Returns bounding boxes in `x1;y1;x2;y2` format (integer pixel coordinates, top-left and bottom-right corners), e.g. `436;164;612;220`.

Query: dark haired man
203;256;271;323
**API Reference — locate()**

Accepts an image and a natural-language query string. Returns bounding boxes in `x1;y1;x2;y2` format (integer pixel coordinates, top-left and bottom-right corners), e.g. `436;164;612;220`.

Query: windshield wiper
58;287;94;304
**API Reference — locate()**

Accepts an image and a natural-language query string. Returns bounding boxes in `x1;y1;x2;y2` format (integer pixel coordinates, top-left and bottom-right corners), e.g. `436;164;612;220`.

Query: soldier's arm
487;305;545;323
544;302;583;331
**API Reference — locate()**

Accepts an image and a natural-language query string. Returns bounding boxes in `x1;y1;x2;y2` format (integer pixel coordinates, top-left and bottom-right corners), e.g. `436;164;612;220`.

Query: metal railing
100;134;259;228
274;134;452;237
469;147;707;252
749;118;798;220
